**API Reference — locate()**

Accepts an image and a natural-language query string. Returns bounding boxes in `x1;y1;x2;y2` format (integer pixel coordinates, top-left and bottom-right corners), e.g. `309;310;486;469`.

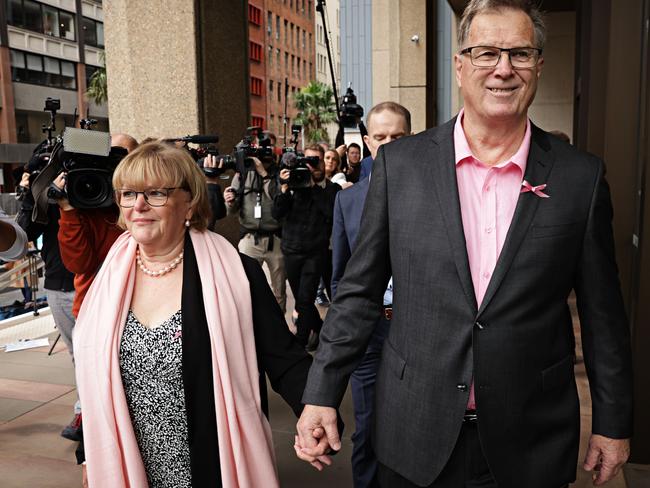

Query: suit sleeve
302;146;392;408
574;159;633;439
330;192;351;299
241;254;313;417
207;183;226;227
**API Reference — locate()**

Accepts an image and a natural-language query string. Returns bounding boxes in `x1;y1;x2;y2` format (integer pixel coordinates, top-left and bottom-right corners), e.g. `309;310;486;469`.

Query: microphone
176;134;220;145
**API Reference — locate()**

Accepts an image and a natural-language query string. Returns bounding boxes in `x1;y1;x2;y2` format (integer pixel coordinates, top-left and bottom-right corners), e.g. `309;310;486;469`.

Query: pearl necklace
136;249;184;277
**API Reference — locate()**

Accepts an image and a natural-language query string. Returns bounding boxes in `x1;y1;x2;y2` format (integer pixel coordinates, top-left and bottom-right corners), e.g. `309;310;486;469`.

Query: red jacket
58;207;124;317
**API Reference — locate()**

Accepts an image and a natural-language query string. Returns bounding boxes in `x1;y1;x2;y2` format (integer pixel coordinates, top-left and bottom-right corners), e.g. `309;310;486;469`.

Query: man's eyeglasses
460;46;542;69
114;188;182;208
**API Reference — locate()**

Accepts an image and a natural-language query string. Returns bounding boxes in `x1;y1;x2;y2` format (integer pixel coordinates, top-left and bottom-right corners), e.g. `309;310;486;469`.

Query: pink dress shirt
454;109;531;410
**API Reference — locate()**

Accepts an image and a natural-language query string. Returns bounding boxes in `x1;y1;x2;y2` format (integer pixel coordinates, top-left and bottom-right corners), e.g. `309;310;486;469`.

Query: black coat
303;119;633;488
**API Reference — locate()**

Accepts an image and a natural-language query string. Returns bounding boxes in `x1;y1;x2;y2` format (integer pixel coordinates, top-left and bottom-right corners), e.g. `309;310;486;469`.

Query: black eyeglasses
114;188;183;208
460;46;542;68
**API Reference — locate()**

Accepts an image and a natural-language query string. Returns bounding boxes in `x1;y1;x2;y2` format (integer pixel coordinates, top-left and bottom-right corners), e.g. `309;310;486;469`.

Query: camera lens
67;169;114;208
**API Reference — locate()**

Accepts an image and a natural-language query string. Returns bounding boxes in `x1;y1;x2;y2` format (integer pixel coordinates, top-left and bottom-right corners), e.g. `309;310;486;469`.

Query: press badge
254;204;262;219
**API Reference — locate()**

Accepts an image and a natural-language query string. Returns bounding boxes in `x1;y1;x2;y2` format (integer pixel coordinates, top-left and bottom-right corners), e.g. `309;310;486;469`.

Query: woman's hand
82;464;88;488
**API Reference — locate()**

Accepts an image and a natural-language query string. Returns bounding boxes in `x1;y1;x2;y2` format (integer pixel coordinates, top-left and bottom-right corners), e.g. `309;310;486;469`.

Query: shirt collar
453;108;531;173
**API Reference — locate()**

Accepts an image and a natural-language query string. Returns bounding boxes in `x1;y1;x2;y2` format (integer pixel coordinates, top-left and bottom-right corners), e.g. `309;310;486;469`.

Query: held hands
583;435;630;485
295;405;340;471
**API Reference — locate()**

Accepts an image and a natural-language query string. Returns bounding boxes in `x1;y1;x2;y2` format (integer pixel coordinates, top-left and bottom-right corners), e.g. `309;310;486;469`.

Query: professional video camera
220;126;275;171
339;85;364;129
32;128;127;211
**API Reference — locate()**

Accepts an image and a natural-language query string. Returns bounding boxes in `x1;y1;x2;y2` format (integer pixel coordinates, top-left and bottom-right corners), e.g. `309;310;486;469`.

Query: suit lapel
477;126;555;316
429;120;477;312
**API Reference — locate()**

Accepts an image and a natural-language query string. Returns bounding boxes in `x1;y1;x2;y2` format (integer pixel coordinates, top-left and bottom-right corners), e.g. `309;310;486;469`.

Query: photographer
272;144;340;349
224;140;286;312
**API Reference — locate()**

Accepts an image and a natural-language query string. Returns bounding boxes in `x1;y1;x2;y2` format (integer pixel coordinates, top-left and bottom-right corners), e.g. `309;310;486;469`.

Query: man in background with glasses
296;1;632;487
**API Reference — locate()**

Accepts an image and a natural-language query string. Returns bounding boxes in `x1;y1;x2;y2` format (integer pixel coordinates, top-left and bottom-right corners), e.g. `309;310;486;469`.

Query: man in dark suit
331;102;411;487
295;1;633;487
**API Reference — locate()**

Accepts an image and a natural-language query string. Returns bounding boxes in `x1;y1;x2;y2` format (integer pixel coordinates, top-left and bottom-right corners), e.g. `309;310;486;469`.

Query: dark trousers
321;249;333;300
284;252;324;346
351;315;391;488
378;424;569;488
378;422;495;488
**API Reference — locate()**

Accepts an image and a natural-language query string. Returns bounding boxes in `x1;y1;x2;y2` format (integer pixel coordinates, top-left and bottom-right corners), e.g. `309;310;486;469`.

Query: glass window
43;56;61;86
60;60;76;89
10;49;25;82
25;53;45;84
83;17;98;46
7;0;23;27
86;64;99;87
42;6;60;37
96;22;104;47
59;11;76;40
24;0;43;32
276;16;280;40
267;11;272;36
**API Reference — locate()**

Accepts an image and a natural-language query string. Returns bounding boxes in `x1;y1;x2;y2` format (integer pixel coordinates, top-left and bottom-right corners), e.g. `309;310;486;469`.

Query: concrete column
76;63;88;124
103;0;201;141
0;47;17;143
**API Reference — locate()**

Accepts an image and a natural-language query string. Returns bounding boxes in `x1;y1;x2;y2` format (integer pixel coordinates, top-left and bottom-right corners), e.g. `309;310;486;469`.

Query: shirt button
483;271;491;280
457;384;468;391
485;227;493;234
485;186;491;192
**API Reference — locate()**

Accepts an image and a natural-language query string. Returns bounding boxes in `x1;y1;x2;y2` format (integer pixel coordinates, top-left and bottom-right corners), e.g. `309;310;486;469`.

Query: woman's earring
185;219;190;228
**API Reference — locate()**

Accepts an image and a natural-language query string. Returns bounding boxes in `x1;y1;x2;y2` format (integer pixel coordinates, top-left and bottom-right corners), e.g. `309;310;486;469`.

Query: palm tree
294;81;337;143
86;53;107;105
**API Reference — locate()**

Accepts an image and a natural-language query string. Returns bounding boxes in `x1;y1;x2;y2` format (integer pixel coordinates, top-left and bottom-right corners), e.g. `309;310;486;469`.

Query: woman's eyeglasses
114;188;182;208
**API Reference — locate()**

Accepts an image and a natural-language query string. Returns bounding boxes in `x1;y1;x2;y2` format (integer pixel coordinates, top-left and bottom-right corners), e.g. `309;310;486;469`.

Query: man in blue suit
330;102;411;487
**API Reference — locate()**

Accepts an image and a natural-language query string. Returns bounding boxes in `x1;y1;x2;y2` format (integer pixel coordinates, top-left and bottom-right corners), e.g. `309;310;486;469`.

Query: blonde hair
112;141;210;231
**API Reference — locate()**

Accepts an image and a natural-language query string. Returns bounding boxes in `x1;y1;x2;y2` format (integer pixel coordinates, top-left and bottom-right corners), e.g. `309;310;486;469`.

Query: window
268;45;273;67
297;56;301;79
290;23;294;48
276;15;280;40
10;49;77;89
248;4;262;25
86;64;99;87
269;80;274;98
276;48;280;68
284;51;289;71
308;0;312;19
249;41;262;62
252;115;265;128
277;82;281;103
302;31;306;50
6;0;76;41
284;19;288;44
250;76;263;96
83;17;104;47
267;11;272;36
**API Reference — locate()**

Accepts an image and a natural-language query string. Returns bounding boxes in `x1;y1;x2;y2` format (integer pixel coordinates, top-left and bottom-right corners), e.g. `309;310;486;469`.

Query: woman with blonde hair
74;141;320;487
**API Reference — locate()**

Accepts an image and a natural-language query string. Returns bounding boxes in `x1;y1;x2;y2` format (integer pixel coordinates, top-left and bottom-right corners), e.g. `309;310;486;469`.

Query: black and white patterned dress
119;310;192;488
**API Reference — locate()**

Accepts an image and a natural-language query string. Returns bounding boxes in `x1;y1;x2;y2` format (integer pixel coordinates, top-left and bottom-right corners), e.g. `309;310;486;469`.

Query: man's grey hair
457;0;547;49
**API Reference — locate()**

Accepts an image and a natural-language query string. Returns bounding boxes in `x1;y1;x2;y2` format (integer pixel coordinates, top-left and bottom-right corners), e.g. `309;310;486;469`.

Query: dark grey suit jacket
302;118;633;488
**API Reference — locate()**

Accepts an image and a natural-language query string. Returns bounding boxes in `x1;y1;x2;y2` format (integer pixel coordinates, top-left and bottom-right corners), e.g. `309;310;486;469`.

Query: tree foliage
293;81;337;143
86;53;107;105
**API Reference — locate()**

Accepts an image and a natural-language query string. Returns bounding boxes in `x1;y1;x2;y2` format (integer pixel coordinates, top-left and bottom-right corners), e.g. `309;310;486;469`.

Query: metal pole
316;0;343;130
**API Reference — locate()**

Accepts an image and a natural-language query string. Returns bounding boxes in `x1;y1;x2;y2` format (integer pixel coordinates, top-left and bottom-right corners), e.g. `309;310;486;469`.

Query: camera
279;151;318;190
339;85;364;129
211;127;276;175
34;128;127;209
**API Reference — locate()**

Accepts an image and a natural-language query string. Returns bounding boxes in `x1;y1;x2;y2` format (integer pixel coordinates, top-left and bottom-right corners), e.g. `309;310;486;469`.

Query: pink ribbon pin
521;180;549;198
173;330;182;340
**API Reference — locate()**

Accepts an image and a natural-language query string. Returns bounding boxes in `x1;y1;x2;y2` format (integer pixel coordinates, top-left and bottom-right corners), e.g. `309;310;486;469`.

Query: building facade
246;0;315;145
0;0;107;191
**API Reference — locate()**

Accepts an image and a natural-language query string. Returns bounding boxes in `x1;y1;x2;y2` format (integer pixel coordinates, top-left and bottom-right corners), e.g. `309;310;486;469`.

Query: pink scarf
74;229;279;487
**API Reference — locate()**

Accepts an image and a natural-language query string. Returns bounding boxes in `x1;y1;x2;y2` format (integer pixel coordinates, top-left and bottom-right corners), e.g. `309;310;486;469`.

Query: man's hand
203;154;224;184
279;169;290;193
335;144;347;157
583;434;630;485
295;405;340;470
20;172;30;189
224;187;236;206
251;157;268;178
53;173;74;211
